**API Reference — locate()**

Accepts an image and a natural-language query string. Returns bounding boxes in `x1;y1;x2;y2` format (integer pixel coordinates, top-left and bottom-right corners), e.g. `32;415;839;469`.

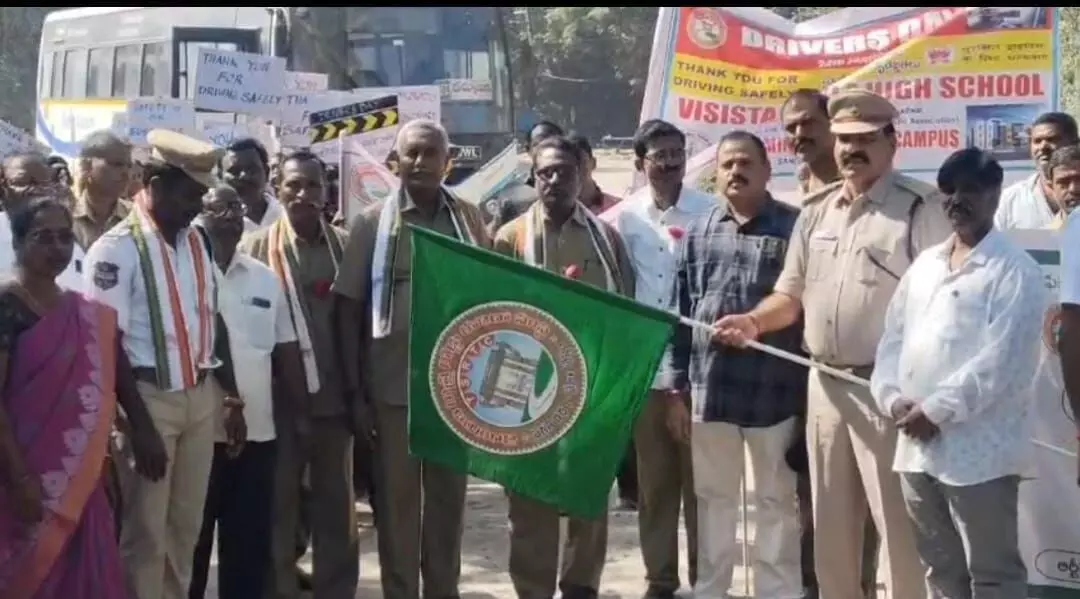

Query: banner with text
640;7;1060;191
1007;229;1080;598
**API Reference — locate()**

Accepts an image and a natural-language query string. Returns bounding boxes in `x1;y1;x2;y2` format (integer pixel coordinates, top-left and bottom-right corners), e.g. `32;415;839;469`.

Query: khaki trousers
507;492;608;599
269;416;357;599
119;378;216;599
635;395;698;593
373;403;466;599
807;369;922;599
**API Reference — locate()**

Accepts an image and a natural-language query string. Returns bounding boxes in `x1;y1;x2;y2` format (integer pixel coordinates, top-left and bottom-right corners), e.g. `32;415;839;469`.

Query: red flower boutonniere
313;279;333;298
668;226;686;240
563;264;582;280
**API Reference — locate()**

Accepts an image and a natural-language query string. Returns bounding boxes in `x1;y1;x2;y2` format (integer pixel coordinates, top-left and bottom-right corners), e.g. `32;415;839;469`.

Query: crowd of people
0;84;1076;599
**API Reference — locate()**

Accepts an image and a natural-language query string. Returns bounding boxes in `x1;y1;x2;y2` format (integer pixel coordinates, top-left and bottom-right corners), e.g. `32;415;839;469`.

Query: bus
37;7;515;182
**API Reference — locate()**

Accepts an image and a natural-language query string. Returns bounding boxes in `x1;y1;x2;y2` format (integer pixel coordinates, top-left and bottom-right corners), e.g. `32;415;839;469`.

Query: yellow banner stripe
671;29;1052;105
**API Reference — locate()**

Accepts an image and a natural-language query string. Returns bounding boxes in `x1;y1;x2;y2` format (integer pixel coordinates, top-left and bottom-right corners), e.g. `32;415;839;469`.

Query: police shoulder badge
429;301;588;456
93;261;120;291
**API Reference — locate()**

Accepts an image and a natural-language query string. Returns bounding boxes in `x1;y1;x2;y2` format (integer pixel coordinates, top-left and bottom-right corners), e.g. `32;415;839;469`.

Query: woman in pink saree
0;195;167;599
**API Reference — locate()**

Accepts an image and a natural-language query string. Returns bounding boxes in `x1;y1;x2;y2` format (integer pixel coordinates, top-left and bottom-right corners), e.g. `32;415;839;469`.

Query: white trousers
691;417;803;599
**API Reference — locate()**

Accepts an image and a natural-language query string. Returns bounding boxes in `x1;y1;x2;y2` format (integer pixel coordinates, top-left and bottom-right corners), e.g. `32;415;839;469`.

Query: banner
640;7;1060;192
1007;229;1080;598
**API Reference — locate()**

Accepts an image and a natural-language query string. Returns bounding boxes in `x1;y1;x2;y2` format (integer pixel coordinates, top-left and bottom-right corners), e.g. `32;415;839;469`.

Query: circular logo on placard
686;8;727;50
428;302;588;455
1044;303;1063;354
348;163;395;208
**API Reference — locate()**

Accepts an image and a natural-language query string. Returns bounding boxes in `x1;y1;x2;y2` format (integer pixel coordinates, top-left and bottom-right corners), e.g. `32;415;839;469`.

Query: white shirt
82;212;218;391
216;253;297;442
0;211;85;291
602;185;715;387
994;173;1058;230
243;192;284;233
1060;209;1080;305
871;230;1047;486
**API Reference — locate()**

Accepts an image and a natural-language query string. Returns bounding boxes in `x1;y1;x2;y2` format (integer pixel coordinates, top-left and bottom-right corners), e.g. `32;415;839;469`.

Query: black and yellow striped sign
308;94;400;144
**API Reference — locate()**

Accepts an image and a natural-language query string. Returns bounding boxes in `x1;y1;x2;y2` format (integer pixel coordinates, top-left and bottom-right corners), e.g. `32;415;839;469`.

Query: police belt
132;367;210;388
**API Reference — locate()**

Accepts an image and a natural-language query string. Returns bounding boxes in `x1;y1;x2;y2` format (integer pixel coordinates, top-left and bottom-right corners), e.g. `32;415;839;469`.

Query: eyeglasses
644;149;686;164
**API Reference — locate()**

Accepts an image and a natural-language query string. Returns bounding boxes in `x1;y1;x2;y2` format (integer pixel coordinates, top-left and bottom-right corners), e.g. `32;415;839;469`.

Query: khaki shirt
493;204;636;297
73;198;131;251
774;170;952;365
333;192;490;406
240;222;349;417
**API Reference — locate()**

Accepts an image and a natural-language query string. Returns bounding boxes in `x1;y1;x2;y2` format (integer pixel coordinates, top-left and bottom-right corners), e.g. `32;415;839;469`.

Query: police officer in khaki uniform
493;135;635;599
714;89;952;599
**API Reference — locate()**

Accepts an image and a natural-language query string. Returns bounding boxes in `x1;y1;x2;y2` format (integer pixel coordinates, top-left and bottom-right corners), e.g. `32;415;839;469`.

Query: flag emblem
429;301;588;456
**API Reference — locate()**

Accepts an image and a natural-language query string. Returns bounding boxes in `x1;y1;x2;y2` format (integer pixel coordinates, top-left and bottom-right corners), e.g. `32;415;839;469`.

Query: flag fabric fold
408;226;676;518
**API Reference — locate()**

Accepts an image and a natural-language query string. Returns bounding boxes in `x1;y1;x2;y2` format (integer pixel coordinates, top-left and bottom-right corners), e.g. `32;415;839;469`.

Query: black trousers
190;441;277;599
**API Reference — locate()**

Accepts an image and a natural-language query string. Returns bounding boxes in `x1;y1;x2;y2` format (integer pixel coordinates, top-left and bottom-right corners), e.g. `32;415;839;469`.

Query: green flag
408;226;677;519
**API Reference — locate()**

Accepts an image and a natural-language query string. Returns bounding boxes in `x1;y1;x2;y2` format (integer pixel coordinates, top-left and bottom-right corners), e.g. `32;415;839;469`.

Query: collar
538;200;589;227
935;229;1002;268
73;196;128;221
644;184;713;216
244;193;281;226
716;193;781;225
838;170;895;207
399;187;454;214
222;251;249;276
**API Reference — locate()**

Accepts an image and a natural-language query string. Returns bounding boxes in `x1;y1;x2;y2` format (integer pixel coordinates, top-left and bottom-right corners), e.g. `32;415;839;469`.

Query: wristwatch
223;396;245;410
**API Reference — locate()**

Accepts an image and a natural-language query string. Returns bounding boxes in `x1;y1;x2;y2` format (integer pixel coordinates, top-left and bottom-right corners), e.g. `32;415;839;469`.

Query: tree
0;8;52;130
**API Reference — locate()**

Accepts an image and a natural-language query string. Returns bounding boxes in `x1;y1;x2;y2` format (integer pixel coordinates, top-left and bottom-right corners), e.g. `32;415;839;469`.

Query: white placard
285;71;329;92
126;98;196;145
193;48;286;118
348;85;441;161
0;120;48;157
437;78;493;102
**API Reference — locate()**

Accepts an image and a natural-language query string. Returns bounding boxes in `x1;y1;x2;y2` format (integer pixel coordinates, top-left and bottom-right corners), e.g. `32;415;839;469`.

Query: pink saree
0;292;126;599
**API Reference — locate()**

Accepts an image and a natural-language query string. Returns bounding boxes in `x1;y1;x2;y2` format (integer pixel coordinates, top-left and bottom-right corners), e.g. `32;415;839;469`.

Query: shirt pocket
806;235;837;282
751;237;787;287
856;244;904;287
242;297;279;352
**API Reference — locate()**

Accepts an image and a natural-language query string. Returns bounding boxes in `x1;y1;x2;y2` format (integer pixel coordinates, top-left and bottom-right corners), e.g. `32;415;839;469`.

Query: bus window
39;52;55;98
87;47;113;98
141;42;169;97
113;44;142;97
50;52;65;99
62;48;88;98
443;50;489;80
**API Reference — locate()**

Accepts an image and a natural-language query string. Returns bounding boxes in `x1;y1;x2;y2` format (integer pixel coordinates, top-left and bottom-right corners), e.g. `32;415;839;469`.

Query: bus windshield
293;7;512;133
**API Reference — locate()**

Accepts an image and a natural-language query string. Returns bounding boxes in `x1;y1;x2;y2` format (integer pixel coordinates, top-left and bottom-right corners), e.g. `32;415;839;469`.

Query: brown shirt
240;221;349;417
774;170;952;366
492;203;636;297
332;191;490;406
73;198;131;251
